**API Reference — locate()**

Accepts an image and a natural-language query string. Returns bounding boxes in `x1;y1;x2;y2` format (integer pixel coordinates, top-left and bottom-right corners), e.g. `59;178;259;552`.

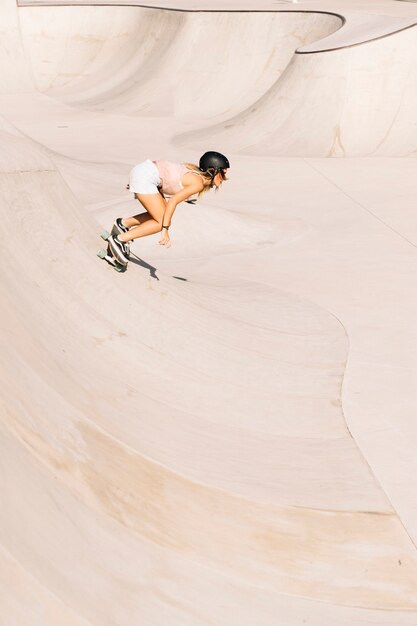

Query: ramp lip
16;1;344;18
16;2;417;52
297;18;417;54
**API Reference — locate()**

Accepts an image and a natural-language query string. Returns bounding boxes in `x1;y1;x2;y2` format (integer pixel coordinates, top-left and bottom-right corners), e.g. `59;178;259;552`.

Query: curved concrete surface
1;0;417;624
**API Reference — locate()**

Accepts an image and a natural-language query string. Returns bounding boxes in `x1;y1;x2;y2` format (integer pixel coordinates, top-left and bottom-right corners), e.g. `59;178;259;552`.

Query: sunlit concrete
1;0;417;624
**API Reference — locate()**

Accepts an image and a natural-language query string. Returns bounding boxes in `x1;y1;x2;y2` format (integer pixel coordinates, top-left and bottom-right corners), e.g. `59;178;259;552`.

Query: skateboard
97;226;127;272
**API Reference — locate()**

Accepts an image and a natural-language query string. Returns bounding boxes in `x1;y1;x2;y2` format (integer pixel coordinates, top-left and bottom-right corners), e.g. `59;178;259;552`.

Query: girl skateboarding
107;151;230;264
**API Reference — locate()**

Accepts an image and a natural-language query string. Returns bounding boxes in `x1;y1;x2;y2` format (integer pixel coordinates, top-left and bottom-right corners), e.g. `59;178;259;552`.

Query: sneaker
113;217;129;235
108;235;130;264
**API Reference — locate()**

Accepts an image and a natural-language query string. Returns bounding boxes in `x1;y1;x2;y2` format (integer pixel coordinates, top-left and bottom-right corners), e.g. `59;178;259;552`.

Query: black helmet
199;151;230;175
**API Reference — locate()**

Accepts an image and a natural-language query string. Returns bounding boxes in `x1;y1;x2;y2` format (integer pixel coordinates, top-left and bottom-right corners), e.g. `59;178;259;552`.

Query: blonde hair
185;163;215;197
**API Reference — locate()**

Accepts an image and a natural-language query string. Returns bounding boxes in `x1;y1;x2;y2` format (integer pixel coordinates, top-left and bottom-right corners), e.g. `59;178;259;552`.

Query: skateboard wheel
100;230;110;241
97;249;106;259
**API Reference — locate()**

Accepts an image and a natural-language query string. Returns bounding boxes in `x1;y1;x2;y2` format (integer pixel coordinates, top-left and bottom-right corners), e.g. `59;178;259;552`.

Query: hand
158;230;171;247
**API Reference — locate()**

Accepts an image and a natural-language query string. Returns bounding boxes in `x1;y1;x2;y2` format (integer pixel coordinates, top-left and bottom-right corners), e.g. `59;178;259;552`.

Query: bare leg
120;219;162;242
122;212;152;229
118;193;166;243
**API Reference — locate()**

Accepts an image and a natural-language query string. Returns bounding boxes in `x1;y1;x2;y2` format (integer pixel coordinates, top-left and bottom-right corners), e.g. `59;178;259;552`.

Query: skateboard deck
97;228;128;272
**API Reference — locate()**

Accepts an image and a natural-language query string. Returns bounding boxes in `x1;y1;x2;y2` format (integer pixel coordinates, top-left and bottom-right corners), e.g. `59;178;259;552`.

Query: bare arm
162;174;204;228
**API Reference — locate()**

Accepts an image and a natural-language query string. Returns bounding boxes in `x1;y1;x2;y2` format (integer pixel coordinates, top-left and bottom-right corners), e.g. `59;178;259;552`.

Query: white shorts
129;159;161;195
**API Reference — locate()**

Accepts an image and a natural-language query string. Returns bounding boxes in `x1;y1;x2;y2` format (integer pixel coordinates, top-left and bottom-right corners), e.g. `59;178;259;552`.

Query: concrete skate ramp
17;8;342;120
15;3;417;155
179;23;417;156
2;0;417;624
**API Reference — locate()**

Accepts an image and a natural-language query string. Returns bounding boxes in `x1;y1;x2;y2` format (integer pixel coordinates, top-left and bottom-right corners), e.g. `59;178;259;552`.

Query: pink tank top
153;160;202;196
